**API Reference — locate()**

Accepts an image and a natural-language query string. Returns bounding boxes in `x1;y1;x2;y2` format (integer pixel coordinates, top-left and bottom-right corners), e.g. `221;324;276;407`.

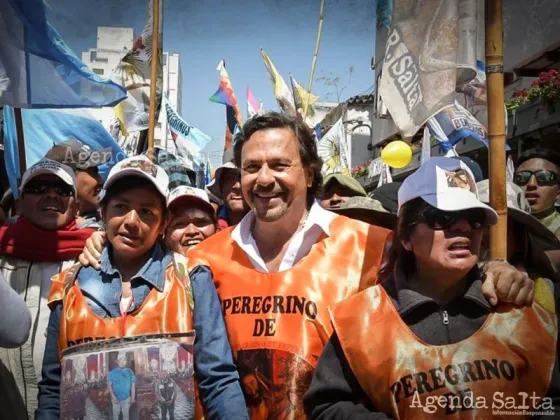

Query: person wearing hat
37;156;247;420
166;186;219;254
478;179;560;282
304;157;553;419
207;162;249;229
329;196;397;230
0;158;96;418
46;139;112;229
78;185;220;265
369;181;401;215
320;173;368;210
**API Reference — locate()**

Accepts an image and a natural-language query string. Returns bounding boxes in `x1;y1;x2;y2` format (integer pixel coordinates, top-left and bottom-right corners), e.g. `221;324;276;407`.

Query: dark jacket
303;267;560;419
36;244;248;420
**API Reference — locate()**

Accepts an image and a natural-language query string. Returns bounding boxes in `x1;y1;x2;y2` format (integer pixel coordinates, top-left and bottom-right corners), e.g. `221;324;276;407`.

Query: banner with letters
379;0;478;137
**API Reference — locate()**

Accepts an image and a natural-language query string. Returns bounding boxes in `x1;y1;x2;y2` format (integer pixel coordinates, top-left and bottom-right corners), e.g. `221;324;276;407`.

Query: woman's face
165;204;217;254
103;187;166;259
403;208;485;277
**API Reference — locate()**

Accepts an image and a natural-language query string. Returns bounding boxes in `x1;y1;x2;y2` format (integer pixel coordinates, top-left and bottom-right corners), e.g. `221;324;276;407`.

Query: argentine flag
0;0;126;108
3;106;127;197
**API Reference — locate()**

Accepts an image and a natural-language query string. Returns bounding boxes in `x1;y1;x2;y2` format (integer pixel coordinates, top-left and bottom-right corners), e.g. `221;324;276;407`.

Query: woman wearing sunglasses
304;157;559;419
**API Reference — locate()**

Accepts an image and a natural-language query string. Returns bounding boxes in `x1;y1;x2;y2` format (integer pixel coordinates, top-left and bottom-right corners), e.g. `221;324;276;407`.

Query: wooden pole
14;108;27;178
486;0;507;259
147;0;160;162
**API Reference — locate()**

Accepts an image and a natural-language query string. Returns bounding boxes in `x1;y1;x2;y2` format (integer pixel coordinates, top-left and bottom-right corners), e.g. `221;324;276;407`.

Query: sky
47;0;378;167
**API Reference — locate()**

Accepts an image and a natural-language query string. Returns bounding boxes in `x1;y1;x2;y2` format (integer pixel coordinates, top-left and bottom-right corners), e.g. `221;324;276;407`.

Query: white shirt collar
231;202;336;272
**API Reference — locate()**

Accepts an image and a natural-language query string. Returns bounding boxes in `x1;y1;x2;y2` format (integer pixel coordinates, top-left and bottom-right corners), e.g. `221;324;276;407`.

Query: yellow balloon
381;140;413;169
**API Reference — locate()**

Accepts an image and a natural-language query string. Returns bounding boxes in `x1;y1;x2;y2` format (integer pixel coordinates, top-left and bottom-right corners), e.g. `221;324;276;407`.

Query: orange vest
48;263;194;353
187;215;390;419
331;282;558;419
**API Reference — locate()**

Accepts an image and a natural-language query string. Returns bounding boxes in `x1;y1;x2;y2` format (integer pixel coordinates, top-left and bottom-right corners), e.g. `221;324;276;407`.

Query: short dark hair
517;148;560;172
100;176;167;217
234;112;323;205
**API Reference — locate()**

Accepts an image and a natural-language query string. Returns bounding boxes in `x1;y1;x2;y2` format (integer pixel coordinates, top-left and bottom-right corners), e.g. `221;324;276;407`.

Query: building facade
364;0;560;189
81;27;183;156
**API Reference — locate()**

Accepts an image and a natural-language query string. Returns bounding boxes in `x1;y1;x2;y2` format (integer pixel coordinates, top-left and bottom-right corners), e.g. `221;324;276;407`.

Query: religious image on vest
60;334;195;420
236;348;314;419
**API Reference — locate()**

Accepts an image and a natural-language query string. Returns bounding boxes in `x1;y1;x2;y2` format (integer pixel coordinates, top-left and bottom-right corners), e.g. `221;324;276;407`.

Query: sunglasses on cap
411;208;487;230
514;170;558;186
22;180;74;197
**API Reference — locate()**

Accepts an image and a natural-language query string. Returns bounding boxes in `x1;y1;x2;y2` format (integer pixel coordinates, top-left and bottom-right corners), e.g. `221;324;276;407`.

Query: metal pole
305;0;325;120
486;0;507;259
147;0;160;162
14;108;26;177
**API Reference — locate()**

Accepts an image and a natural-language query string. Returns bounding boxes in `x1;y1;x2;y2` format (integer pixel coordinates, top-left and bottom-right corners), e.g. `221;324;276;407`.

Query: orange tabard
48;264;194;352
332;284;558;419
187;215;390;419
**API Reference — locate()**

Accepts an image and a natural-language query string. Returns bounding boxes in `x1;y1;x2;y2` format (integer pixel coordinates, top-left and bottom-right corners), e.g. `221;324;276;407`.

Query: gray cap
323;173;367;198
330;196;397;230
477;179;560;248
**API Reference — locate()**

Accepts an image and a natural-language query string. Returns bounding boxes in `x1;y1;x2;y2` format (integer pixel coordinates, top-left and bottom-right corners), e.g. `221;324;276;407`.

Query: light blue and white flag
164;95;212;164
0;0;126;108
3;106;126;197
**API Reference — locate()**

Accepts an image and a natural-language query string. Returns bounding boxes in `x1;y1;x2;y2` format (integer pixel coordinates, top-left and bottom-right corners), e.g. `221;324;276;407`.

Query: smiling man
515;148;560;238
0;159;95;418
186;112;391;418
46;139;112;229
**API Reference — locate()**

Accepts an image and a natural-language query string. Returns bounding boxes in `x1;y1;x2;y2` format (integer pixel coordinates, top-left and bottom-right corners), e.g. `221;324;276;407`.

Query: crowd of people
0;111;557;419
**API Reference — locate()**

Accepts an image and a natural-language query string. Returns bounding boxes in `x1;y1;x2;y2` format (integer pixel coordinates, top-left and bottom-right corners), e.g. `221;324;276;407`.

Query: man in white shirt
185;112;534;417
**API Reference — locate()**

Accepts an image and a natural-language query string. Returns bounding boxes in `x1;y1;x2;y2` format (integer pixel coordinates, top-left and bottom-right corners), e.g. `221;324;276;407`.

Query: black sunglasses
411;208;487;230
514;170;558;186
23;181;74;197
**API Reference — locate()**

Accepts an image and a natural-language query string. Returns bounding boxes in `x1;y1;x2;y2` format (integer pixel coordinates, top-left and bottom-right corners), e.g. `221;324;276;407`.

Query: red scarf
0;217;95;262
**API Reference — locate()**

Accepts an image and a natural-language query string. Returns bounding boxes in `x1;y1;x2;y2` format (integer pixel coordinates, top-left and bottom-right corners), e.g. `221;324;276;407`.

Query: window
93;68;104;75
163;54;167;65
156;122;162;129
96;57;108;63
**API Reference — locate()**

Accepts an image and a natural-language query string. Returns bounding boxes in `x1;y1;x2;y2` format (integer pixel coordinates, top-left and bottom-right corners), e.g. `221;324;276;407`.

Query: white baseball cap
103;155;169;202
168;185;215;216
20;158;76;194
398;157;498;225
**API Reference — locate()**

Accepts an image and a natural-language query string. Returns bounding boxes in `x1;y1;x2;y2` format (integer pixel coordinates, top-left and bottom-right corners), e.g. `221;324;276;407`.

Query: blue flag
3;106;127;197
0;0;126;108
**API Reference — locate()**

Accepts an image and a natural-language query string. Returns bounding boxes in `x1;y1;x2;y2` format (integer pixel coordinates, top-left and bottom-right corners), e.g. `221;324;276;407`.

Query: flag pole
147;0;160;162
305;0;325;120
486;0;507;259
14;108;27;176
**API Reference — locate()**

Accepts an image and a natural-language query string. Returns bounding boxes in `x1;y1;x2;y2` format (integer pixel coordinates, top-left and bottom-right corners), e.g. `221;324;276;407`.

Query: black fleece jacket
303;269;560;419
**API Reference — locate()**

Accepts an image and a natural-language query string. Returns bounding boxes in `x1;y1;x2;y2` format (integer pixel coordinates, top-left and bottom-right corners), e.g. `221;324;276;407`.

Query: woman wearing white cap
37;156;247;420
79;185;220;262
304;157;559;419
